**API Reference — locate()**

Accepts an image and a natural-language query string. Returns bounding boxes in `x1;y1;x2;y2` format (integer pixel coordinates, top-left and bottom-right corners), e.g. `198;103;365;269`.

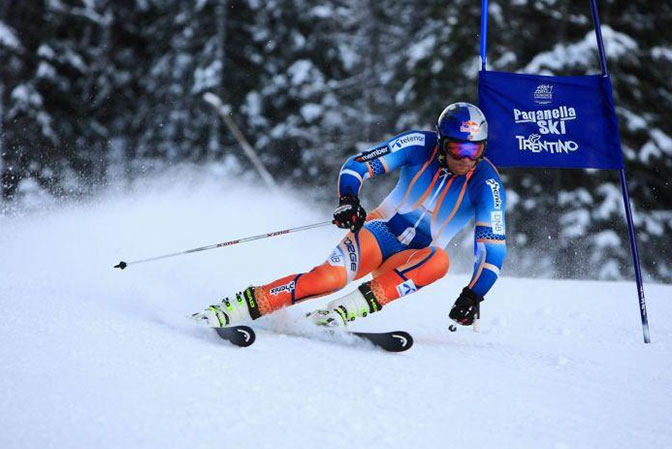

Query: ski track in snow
1;177;671;449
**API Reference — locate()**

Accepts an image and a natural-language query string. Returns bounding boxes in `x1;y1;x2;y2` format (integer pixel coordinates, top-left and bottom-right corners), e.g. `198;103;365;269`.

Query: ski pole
473;302;481;333
114;220;334;270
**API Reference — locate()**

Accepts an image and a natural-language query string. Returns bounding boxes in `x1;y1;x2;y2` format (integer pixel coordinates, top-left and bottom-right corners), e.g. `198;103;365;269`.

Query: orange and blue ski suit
254;130;507;315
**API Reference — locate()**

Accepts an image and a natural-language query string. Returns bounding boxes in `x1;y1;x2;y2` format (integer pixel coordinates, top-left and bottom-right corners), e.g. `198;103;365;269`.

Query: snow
395;79;416;105
1;174;671;449
244;91;265;126
594;183;622;220
651;129;672;156
36;110;58;143
559;187;593;207
7;83;59;143
524;26;638;74
596;259;621;280
643;215;665;237
338;43;358;71
559;209;590;239
310;5;332;19
47;0;110;26
0;21;21;50
192;60;222;94
287;60;318;86
488;2;504;23
407;35;436;67
300;103;322;122
292;31;306;49
10;84;43;108
638;128;672;163
616;106;648;133
11;177;55;211
592;229;621;248
38;43;56;59
640;141;661;163
492;51;517;69
651;46;672;62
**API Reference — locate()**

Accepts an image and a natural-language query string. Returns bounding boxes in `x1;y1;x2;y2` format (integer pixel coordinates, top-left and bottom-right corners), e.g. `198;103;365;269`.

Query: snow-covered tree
1;0;669;281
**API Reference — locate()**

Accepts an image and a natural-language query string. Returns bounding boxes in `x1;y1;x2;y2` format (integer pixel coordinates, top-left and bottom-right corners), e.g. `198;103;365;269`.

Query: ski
348;330;413;352
214;325;256;347
213;325;412;352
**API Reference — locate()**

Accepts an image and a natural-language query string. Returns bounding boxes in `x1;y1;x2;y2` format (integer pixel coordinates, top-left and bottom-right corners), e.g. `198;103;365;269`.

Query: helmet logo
437;103;488;142
460;120;480;137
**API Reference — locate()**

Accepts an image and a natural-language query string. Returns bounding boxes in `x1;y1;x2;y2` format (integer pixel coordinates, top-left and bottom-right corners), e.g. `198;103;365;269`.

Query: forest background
1;0;670;282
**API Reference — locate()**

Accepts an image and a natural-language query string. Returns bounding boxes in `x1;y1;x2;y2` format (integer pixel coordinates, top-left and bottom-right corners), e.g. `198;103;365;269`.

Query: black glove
333;194;367;232
449;287;484;326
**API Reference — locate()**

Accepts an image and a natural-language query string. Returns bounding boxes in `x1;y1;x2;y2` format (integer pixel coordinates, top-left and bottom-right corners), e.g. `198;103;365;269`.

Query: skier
192;102;507;329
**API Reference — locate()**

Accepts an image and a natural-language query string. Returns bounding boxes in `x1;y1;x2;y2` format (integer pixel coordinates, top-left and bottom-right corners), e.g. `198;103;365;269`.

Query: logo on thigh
337;237;359;282
327;247;344;266
270;280;296;296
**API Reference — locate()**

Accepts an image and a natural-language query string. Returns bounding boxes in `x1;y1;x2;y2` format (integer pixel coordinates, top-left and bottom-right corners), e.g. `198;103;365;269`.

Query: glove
449;287;484;326
333;194;367;232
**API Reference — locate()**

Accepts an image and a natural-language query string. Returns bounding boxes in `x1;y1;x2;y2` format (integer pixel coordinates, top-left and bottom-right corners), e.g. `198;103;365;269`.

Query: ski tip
389;331;414;352
215;326;256;347
351;330;414;352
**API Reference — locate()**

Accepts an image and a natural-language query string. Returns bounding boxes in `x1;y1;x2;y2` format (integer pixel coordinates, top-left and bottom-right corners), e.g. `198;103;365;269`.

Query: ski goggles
441;139;486;161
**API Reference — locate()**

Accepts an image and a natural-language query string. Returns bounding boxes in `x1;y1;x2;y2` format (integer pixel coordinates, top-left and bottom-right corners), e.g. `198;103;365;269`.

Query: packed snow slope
1;172;671;449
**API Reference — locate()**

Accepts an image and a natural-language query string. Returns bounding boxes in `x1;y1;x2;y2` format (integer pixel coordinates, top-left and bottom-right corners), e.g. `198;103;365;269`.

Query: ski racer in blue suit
193;103;507;329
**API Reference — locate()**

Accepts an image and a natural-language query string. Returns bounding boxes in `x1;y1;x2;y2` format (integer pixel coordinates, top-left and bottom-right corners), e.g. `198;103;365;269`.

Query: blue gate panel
478;70;624;170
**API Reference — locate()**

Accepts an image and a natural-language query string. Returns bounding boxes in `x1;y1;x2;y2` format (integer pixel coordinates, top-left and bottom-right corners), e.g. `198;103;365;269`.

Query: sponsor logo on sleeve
355;145;391;162
485;178;502;210
395;279;417;297
490;211;505;236
388;133;425;151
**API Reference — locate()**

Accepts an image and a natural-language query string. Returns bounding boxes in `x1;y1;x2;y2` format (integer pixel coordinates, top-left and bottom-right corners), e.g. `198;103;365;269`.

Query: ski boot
191;286;260;327
307;283;383;327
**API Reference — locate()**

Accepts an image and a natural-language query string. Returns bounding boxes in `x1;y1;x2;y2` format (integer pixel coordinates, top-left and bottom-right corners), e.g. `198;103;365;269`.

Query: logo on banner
513;106;579;155
533;84;554;105
515;134;578;154
513;106;576;135
396;280;417;297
